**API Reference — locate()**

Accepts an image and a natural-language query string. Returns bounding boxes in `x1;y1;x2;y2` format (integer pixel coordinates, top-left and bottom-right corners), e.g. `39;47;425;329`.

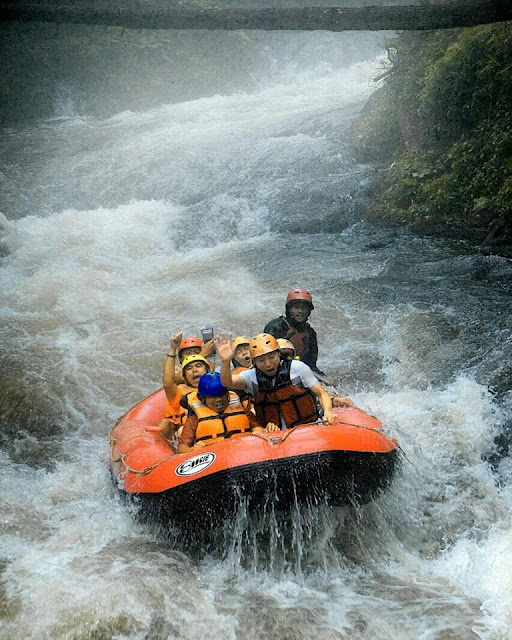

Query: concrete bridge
1;1;510;32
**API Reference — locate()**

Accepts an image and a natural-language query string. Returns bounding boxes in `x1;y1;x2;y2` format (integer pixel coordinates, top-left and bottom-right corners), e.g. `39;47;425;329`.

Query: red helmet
178;336;203;356
286;288;314;309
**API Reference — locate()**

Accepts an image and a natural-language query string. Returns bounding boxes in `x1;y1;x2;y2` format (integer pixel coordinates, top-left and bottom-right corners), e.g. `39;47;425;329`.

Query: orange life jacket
188;391;252;444
232;365;250;375
165;383;196;426
253;359;318;429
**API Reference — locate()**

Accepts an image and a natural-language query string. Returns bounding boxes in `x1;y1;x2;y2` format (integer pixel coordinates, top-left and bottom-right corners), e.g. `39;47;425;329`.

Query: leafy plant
349;24;512;246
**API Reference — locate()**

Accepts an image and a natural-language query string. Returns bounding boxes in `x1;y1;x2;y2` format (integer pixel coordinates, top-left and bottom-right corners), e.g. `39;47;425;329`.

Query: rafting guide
264;288;325;377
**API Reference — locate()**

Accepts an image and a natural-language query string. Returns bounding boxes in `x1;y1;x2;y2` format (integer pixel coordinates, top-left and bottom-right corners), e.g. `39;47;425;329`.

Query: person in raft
276;338;297;362
264;288;325;376
231;336;253;374
177;335;215;364
169;334;216;384
229;335;254;410
216;333;338;430
177;371;270;452
158;331;212;441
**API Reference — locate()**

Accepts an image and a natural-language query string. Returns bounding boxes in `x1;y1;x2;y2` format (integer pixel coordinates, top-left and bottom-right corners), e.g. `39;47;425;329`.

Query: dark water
1;26;511;640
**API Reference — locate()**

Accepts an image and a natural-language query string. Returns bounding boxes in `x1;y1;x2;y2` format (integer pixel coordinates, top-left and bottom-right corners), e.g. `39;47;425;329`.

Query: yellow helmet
232;336;251;350
250;333;279;358
181;354;210;372
277;338;296;355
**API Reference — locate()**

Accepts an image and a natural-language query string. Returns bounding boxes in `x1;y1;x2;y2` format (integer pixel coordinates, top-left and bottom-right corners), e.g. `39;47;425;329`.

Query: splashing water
1;29;511;640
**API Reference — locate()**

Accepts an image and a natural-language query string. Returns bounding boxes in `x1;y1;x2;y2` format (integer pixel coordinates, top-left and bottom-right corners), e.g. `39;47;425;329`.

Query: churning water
1;27;511;640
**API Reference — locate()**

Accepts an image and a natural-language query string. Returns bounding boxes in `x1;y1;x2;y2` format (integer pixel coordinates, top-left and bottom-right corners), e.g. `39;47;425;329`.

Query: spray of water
1;29;511;639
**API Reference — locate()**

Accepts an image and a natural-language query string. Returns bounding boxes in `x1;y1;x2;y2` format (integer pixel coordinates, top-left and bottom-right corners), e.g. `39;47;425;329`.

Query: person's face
234;344;251;368
254;350;281;377
183;362;208;387
288;300;312;323
280;348;295;361
179;346;201;362
204;393;229;413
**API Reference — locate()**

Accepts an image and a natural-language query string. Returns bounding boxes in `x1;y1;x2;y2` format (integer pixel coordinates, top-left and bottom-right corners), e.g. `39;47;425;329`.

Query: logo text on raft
175;452;216;477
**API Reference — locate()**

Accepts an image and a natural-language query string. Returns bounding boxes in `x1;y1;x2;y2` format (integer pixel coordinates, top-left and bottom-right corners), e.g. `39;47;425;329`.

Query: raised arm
163;331;183;403
201;339;216;358
215;334;247;391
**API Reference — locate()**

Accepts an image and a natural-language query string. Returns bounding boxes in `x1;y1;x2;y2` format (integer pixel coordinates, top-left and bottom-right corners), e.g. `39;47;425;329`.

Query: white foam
429;519;512;638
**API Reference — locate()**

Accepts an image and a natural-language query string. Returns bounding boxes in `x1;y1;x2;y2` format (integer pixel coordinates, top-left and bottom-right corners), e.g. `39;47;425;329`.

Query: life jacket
253;359;318;429
188;391;252;444
286;326;308;359
165;383;196;427
232;364;251;375
268;314;313;363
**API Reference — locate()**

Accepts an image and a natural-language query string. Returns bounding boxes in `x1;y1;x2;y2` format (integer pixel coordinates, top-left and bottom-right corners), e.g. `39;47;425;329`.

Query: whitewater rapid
1;32;511;640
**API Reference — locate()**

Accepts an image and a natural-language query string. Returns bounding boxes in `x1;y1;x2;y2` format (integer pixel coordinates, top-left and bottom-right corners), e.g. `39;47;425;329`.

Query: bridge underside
0;1;511;32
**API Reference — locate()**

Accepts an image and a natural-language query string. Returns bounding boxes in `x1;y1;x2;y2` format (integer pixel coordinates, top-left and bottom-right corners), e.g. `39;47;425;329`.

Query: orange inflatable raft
109;389;399;524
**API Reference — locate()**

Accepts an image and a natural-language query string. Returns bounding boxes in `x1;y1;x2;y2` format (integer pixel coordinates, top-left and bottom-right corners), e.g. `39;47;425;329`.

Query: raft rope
250;425;299;444
320;419;384;431
248;418;384;445
120;453;176;476
109;435;176;476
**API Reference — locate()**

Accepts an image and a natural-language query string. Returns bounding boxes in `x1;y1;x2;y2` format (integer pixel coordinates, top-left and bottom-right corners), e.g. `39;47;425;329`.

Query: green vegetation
349;24;512;247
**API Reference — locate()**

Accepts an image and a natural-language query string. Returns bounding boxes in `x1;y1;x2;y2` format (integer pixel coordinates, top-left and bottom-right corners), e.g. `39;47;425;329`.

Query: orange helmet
277;338;296;355
286;288;314;309
232;336;251;350
250;333;279;358
178;336;203;357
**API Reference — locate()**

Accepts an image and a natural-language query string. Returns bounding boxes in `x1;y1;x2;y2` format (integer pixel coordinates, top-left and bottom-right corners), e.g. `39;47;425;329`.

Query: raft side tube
111;421;398;494
122;447;400;527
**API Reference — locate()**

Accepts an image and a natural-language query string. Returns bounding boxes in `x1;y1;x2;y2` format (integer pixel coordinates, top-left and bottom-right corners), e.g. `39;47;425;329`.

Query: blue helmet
197;371;228;398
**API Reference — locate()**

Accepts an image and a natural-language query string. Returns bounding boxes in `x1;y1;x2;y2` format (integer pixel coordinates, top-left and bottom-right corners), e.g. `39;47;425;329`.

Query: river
1;26;511;640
